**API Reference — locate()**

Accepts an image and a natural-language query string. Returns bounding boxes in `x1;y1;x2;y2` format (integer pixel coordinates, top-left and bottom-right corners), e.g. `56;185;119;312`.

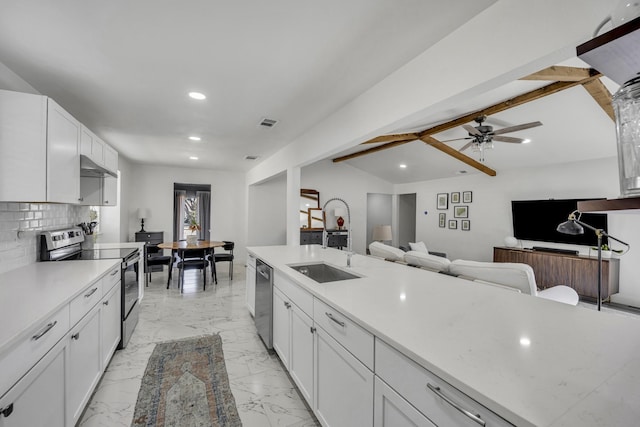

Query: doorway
397;193;416;248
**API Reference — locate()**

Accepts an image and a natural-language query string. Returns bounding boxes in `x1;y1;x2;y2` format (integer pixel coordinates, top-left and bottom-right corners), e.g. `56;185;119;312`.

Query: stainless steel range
40;227;141;348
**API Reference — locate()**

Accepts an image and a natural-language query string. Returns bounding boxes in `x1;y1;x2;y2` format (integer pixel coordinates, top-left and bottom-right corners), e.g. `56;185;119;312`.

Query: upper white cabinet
0;90;47;202
81;126;105;166
0;89;119;204
46;99;81;204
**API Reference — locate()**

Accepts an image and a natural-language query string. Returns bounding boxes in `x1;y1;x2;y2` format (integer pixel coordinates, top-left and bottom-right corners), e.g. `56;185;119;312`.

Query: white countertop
247;245;640;427
0;259;120;356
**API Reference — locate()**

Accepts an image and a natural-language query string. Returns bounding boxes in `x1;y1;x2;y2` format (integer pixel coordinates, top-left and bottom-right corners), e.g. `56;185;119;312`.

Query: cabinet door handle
71;332;80;340
310;326;316;334
32;321;57;340
325;312;345;327
103;300;109;306
0;403;13;417
426;383;485;426
284;301;291;309
84;287;98;298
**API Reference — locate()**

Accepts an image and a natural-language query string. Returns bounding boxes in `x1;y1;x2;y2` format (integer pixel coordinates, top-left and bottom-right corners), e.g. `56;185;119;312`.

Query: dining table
158;240;226;289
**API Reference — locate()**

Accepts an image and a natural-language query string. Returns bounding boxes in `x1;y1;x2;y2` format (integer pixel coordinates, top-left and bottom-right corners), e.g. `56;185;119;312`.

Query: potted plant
186;215;200;245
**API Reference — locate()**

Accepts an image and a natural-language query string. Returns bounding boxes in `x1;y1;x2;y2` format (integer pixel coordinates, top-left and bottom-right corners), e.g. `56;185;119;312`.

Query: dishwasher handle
256;262;271;280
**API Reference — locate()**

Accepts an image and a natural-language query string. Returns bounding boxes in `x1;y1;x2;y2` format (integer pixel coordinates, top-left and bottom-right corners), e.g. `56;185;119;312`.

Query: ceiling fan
442;115;542;162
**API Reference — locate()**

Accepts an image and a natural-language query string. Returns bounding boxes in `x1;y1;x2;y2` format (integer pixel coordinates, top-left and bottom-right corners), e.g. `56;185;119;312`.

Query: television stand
494;247;619;301
531;246;579;255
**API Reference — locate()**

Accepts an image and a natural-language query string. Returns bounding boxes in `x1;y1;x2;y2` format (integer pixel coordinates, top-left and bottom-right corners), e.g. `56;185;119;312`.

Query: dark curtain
197;190;211;240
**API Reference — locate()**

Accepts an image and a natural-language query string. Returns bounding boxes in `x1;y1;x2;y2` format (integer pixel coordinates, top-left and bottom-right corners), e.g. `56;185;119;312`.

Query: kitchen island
248;244;640;427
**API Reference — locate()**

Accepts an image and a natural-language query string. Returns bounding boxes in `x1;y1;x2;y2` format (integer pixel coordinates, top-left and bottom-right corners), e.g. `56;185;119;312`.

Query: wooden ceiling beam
333;72;603;164
520;66;595;82
421;135;497;176
581;78;615;121
362;133;419;144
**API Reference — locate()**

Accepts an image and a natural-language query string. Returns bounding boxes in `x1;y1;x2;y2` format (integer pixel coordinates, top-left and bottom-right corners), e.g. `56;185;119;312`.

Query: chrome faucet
322;197;353;267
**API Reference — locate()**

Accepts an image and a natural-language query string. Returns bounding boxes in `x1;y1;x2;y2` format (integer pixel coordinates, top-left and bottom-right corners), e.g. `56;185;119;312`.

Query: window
173;183;211;241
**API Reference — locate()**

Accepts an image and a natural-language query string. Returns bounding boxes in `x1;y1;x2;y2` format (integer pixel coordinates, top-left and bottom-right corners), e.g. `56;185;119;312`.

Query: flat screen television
511;199;608;247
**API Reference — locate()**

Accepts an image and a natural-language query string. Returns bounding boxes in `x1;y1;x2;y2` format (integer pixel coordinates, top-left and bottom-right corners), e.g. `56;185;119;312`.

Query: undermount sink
289;262;361;283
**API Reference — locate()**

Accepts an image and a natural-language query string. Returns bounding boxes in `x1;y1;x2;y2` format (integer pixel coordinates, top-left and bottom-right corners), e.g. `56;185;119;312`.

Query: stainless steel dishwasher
255;259;273;350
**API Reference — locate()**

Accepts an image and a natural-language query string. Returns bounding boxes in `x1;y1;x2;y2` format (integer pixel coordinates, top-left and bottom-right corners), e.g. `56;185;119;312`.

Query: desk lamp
372;225;392;244
137;208;150;232
557;210;630;310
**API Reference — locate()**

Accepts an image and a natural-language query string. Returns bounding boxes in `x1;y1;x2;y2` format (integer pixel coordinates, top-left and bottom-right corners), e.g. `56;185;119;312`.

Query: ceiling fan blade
463;124;482;136
439;136;472;143
493;135;525;143
459;142;473;152
491;121;542;135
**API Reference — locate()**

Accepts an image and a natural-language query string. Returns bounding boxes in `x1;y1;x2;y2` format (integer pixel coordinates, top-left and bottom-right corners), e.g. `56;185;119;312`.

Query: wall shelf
578;197;640;212
577;15;640;85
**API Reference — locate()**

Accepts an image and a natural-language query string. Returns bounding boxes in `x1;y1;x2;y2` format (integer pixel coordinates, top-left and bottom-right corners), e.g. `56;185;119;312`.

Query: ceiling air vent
245;155;260;161
259;118;278;128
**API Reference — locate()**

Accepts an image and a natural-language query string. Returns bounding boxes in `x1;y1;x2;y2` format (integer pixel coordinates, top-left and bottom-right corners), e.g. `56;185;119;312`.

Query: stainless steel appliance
40;227;140;348
255;259;273;350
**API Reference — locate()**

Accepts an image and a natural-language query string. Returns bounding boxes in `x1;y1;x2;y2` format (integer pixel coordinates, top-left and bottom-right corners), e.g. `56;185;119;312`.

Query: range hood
80;155;117;178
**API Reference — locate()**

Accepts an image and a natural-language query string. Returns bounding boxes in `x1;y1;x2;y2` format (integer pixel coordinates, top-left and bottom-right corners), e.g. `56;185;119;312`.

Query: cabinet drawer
102;264;121;295
135;232;163;244
313;298;374;370
69;280;103;326
0;305;69;395
375;339;513;427
274;270;313;316
247;253;257;269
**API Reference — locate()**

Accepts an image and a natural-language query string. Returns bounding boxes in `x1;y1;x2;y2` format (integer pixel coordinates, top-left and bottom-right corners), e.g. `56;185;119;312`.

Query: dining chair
144;243;172;286
175;248;209;292
210;241;234;280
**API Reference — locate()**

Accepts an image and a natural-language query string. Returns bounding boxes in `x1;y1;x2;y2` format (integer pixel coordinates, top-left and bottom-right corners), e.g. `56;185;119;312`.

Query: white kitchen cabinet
66;306;102;425
103;144;118;174
47;98;81;204
0;89;47;202
101;281;121;367
375;339;512;427
80;126;105;166
289;303;314;404
246;254;256;316
374;377;436;427
102;175;117;205
272;286;290;368
0;338;66;427
80;175;118;206
314;326;374;427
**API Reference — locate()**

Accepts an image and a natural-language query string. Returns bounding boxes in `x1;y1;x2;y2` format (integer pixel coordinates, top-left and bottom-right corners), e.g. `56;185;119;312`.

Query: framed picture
439;213;446;228
448;219;457;229
463;191;473;203
451;192;460;203
461;220;470;231
454;205;469;218
437;193;448;210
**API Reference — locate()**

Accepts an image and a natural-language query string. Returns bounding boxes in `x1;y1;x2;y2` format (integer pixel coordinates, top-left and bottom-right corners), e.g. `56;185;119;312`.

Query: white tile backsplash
0;203;89;274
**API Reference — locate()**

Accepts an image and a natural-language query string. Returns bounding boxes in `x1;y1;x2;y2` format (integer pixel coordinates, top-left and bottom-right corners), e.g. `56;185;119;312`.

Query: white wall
396;157;640;305
247;173;287;247
127;163;247;261
301;159;393;254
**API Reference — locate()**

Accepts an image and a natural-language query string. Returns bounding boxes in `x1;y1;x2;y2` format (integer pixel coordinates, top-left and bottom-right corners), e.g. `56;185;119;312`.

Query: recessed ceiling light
522;139;531;144
399;164;407;169
456;170;468;174
189;156;198;160
189;136;201;141
244;155;260;160
188;92;206;100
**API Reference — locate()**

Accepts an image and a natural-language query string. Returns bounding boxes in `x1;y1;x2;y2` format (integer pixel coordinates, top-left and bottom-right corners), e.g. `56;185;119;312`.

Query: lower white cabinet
314;326;374;427
0;339;66;427
289;303;314;404
67;306;102;425
272;287;291;367
246;255;256;316
101;282;121;367
374;377;435;427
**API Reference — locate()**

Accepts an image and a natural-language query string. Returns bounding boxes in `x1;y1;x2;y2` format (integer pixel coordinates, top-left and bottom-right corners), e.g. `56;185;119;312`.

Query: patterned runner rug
131;334;241;426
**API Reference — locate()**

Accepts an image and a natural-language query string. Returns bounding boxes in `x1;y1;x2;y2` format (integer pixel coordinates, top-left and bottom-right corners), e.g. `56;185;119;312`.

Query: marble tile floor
79;264;319;427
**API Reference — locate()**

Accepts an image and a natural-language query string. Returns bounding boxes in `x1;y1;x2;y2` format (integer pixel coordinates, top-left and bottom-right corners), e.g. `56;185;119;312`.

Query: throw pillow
409;241;429;253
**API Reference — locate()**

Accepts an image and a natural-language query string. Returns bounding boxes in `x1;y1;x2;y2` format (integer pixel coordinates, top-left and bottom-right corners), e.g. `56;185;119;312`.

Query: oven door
122;255;140;319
